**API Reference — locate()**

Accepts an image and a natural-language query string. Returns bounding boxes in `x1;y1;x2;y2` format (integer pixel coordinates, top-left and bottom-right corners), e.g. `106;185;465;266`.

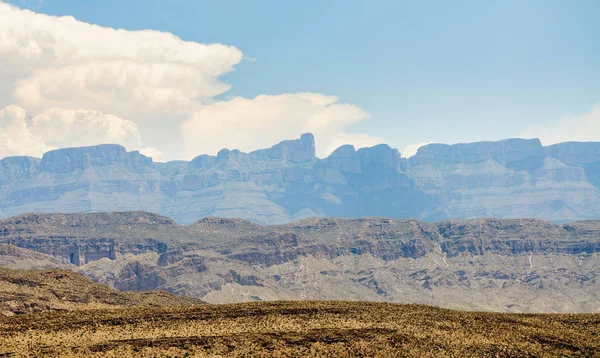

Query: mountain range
1;212;598;312
2;134;600;224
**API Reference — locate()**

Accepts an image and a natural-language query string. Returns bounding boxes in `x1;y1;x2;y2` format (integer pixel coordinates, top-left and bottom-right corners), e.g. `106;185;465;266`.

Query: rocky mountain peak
189;154;216;170
252;133;316;163
357;144;402;171
329;144;356;157
326;145;361;173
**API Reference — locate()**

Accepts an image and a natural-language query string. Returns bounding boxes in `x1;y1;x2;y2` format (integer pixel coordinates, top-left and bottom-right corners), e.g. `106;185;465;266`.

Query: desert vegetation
1;300;599;357
0;268;203;316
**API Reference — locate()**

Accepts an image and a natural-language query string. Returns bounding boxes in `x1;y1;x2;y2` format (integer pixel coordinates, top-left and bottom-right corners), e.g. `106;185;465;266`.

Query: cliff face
37;144;153;173
1;212;599;312
1;135;600;224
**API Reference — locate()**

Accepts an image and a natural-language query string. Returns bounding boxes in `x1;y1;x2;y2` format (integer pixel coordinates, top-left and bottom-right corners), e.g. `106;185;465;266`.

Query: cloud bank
522;105;600;146
0;1;385;160
0;2;241;117
0;105;141;158
181;93;373;157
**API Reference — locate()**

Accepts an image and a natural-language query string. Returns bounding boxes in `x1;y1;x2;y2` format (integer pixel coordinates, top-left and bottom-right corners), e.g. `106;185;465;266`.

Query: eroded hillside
1;212;599;312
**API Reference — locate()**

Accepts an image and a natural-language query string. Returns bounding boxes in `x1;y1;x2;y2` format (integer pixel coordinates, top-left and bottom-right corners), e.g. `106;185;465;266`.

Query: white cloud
139;147;165;162
180;93;371;159
30;107;141;149
0;105;48;157
324;132;386;156
0;2;380;161
402;142;432;158
0;105;141;158
0;1;242;117
521;105;600;145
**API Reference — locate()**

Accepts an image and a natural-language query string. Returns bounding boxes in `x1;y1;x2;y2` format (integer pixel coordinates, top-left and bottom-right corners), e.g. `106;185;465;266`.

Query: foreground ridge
0;267;204;316
1;300;598;357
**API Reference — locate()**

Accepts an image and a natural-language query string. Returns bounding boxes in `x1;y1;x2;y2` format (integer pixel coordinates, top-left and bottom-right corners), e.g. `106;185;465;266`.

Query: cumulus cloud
0;105;48;157
0;2;379;161
521;105;600;145
180;93;370;158
139;147;165;162
402;142;433;158
0;105;141;158
30;107;141;149
0;1;242;116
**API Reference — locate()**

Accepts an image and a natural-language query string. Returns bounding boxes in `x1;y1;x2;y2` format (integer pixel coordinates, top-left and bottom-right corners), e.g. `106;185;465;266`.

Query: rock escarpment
1;212;599;312
1;134;600;224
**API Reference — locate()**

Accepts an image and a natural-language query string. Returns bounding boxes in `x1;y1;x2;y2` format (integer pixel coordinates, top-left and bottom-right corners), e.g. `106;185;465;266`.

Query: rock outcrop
325;145;361;173
0;157;39;186
252;133;316;163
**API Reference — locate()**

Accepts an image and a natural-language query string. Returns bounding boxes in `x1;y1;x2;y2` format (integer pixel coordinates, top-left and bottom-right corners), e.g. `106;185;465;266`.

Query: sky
0;0;599;161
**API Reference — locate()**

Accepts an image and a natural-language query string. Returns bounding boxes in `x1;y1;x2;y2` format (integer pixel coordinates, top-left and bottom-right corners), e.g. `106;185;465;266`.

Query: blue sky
1;0;599;160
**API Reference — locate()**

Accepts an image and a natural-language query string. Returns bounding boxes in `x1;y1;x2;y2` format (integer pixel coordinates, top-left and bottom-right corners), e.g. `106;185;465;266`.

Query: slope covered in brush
0;268;204;316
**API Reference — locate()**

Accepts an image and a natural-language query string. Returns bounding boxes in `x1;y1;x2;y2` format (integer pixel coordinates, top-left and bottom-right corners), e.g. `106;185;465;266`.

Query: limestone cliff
1;135;600;223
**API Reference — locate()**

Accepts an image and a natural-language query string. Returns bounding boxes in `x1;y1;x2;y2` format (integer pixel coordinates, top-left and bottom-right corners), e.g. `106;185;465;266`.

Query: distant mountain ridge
1;134;600;224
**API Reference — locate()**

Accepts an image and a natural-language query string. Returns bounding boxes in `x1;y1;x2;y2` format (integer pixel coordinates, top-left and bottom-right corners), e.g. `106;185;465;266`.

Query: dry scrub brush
0;301;599;357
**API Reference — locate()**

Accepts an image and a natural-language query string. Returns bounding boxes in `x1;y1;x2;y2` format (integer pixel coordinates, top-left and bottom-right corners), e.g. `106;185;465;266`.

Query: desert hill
0;267;204;316
0;300;598;357
0;244;67;270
